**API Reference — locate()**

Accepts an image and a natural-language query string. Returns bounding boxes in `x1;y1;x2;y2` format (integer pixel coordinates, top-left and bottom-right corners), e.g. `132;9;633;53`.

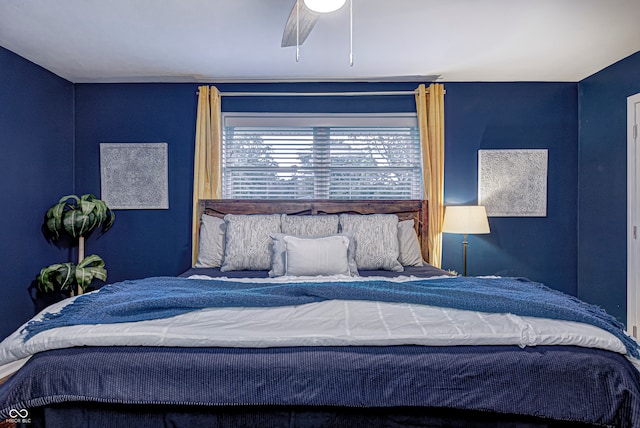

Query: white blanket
0;275;630;379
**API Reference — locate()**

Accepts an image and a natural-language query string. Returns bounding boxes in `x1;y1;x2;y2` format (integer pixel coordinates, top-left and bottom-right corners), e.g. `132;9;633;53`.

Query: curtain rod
219;90;422;97
195;89;439;97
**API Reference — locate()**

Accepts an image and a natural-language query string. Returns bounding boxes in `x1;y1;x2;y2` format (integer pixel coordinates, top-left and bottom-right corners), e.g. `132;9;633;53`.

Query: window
222;113;423;200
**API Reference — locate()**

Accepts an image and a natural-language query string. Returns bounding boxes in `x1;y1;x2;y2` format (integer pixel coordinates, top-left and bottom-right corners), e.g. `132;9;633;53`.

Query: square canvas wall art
100;143;169;209
478;149;548;217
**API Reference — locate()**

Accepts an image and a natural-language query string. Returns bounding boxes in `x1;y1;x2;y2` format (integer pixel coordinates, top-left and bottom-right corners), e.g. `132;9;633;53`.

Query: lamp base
463;234;468;276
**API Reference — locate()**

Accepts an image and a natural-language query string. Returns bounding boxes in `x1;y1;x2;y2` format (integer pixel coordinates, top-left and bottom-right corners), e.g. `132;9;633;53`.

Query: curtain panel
192;85;222;265
415;83;445;268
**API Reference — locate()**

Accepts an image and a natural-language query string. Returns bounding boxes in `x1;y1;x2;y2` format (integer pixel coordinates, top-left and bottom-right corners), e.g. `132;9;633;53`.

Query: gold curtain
192;85;222;265
415;83;445;267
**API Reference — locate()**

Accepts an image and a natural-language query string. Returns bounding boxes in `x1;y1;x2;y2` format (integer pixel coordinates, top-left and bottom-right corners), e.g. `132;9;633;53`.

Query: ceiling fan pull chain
296;0;300;62
349;0;353;66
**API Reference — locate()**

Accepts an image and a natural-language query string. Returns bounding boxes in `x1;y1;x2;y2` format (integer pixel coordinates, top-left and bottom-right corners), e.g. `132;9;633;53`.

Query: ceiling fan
281;0;348;48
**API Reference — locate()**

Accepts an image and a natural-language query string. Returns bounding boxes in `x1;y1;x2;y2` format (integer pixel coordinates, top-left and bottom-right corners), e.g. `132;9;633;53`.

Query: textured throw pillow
338;214;404;272
281;214;339;237
397;219;424;267
284;235;350;276
269;232;359;277
220;214;282;271
194;214;226;268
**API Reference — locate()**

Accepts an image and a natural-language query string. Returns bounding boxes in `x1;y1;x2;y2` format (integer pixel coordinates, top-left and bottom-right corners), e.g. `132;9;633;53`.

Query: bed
1;199;639;428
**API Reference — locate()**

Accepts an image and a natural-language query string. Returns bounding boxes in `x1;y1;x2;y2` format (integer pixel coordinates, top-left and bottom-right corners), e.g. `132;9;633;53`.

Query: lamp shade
304;0;347;13
442;206;490;234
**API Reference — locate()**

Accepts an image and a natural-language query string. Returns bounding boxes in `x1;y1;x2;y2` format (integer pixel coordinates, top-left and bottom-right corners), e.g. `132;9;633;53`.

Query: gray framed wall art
478;149;548;217
100;143;169;209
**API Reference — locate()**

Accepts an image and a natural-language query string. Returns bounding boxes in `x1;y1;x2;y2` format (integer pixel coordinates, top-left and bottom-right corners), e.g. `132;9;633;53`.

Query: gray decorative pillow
194;214;226;268
339;214;404;272
220;214;281;271
284;235;350;276
397;219;424;267
269;232;359;277
281;214;339;237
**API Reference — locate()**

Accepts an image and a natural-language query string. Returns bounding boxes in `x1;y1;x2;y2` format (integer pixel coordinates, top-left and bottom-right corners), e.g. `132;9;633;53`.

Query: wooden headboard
197;199;429;262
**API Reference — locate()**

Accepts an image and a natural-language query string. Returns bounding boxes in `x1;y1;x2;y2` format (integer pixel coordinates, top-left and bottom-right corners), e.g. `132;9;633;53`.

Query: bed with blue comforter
1;199;639;427
1;272;639;427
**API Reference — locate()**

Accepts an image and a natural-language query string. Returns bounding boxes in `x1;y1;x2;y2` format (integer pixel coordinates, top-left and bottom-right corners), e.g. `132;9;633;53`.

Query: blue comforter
23;275;640;358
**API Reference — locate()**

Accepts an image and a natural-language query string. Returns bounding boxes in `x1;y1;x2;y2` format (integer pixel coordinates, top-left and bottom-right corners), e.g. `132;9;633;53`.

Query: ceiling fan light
303;0;347;13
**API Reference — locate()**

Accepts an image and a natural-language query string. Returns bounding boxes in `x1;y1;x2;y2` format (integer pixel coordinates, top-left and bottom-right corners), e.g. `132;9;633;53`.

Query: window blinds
222;114;423;200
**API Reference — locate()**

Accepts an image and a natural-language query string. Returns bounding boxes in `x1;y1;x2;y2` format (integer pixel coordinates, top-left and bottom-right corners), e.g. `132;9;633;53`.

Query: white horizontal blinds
223;126;317;199
328;126;422;199
222;114;422;200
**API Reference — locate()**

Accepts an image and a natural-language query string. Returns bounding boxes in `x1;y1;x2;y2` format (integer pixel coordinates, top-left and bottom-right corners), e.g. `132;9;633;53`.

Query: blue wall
73;83;198;282
72;81;579;298
0;47;74;339
442;83;578;295
578;52;640;322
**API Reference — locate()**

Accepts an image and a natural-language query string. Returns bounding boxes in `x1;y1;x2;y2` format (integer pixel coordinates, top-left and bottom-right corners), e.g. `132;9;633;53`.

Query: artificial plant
37;255;107;293
38;194;115;295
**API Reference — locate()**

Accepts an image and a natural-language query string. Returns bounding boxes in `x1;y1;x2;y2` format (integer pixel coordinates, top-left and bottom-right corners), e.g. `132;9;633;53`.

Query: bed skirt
27;403;605;428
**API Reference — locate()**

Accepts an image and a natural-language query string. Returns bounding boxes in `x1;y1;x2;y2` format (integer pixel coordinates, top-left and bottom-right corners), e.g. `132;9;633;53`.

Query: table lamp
442;205;490;276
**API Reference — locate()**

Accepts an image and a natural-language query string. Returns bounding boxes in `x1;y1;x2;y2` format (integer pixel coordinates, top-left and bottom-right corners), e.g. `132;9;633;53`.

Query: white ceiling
1;0;639;84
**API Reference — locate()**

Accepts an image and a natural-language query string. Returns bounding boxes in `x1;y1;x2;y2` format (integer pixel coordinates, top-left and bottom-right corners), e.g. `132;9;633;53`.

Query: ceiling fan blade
281;0;319;47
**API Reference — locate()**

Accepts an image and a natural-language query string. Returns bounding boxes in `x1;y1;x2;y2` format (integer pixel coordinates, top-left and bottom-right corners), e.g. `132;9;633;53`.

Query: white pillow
194;214;226;268
397;219;424;266
338;214;404;272
220;214;282;271
281;214;339;237
284;235;350;276
269;232;359;277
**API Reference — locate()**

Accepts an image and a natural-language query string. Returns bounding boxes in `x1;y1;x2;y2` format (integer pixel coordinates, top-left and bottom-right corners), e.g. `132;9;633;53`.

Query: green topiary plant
44;194;115;261
38;194;115;296
37;255;107;294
